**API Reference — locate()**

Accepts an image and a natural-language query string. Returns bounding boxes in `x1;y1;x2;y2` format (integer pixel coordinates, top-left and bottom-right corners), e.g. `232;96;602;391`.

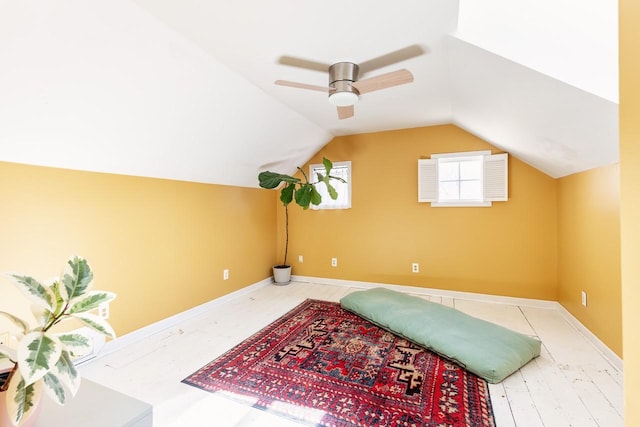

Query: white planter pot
272;265;292;285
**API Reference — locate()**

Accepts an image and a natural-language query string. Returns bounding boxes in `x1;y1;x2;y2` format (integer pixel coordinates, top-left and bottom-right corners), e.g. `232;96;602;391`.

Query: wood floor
80;281;623;426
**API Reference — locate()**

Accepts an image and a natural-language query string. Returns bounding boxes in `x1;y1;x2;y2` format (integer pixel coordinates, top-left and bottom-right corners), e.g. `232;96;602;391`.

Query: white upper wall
456;0;618;103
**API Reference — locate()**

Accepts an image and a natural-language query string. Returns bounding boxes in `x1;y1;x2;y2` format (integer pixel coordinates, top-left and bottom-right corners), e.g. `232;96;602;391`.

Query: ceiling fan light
328;91;359;107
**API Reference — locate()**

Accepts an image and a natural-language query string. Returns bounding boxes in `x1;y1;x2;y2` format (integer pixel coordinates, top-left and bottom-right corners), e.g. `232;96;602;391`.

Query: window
309;161;351;210
418;151;508;207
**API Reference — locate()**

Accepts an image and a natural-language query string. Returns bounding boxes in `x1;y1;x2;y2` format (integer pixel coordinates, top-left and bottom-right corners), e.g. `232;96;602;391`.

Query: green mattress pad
340;287;541;383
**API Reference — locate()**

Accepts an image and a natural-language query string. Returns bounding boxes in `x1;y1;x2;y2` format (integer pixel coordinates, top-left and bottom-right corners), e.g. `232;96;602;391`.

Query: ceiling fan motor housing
329;62;360;94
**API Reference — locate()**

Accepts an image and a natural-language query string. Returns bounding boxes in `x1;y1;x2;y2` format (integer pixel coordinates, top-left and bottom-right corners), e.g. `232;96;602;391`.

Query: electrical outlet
98;303;110;319
0;332;9;346
581;291;587;307
298;255;303;263
412;263;419;273
223;269;229;280
331;258;338;267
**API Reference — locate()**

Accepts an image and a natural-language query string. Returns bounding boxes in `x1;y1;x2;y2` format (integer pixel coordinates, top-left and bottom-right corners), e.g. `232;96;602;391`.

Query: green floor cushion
340;287;541;383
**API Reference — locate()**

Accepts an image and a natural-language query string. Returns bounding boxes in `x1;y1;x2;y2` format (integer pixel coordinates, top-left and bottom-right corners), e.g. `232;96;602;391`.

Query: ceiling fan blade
277;55;331;72
275;80;331;92
337;105;354;120
351;69;414;95
358;44;427;73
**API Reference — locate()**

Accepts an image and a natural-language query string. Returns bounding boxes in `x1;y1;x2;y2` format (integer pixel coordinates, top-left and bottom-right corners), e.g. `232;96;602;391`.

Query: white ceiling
0;0;618;187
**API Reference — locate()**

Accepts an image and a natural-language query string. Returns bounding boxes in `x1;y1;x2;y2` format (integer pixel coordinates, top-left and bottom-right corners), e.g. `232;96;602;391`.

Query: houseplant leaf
325;182;338;200
4;274;54;311
309;185;322;206
69;291;116;314
31;305;55;330
42;372;66;405
0;311;29;335
72;313;116;339
280;183;295;205
258;171;300;189
322;156;333;174
17;331;63;385
294;183;314;209
5;368;42;426
49;279;68;316
52;349;80;396
62;256;94;300
56;332;92;357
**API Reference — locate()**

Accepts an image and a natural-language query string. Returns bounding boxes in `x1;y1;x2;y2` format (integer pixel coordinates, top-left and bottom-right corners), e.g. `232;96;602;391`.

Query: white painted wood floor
80;281;623;426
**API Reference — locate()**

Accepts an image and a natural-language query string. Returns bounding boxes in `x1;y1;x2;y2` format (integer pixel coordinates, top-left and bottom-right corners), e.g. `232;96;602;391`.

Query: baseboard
291;275;557;309
556;303;623;372
97;277;272;358
293;275;623;372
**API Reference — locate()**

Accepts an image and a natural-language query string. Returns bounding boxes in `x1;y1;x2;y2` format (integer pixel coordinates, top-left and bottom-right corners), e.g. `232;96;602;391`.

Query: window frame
418;151;508;207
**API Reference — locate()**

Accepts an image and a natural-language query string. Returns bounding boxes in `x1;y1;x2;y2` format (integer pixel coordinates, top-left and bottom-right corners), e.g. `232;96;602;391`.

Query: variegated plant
0;256;116;426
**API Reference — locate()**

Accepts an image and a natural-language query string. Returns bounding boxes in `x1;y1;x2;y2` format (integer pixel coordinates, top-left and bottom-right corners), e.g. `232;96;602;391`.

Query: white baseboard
292;275;557;309
556;304;623;372
97;277;272;357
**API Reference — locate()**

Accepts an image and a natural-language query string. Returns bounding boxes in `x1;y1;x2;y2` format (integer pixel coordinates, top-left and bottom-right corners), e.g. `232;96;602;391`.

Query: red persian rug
183;299;495;427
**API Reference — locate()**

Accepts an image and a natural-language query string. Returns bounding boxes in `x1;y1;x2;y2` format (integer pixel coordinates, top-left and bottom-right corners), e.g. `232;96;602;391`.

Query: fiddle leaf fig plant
258;157;346;267
0;256;116;426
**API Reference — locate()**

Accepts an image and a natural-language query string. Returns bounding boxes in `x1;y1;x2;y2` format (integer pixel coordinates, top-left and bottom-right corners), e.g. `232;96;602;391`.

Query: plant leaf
258;171;299;189
17;331;63;385
72;313;116;339
56;332;92;357
49;280;67;316
295;183;313;209
43;372;66;405
322;157;333;174
309;185;322;206
325;182;338;200
280;182;295;205
0;311;29;335
31;305;55;329
52;349;80;397
62;256;94;300
6;369;42;426
69;291;116;314
4;274;54;311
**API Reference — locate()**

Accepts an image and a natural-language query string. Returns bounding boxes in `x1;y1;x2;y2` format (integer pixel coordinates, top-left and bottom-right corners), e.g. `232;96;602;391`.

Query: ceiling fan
274;45;425;120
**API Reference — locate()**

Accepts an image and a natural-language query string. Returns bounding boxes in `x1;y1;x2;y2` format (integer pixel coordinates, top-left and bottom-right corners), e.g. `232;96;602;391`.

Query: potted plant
258;157;345;285
0;256;116;426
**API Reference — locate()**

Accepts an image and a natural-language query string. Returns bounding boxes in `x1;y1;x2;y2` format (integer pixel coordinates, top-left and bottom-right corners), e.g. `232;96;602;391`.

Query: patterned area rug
183;299;495;427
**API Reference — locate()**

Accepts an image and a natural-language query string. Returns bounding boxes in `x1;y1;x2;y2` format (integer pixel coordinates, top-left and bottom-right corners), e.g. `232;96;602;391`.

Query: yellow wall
0;161;276;336
284;125;558;300
557;165;621;356
620;0;640;423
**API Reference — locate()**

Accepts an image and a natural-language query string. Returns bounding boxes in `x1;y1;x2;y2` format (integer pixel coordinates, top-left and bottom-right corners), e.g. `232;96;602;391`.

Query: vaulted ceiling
0;1;618;187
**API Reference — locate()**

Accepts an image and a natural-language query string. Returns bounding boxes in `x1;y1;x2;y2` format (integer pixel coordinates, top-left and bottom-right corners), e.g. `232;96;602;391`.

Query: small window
418;151;508;207
309;161;351;210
